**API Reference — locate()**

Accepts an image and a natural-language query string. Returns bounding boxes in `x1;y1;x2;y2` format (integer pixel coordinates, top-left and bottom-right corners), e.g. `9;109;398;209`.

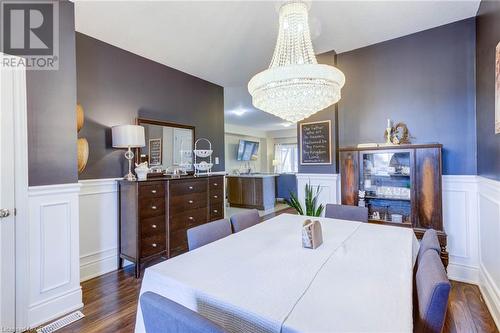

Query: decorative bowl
194;149;213;158
194;161;213;171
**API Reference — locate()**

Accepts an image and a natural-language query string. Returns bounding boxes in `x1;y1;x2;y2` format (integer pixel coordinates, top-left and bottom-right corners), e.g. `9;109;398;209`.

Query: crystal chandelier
248;1;345;123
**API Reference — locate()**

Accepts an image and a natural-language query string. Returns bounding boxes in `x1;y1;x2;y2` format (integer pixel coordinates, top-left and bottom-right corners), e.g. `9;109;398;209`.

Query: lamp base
124;146;136;181
124;172;136;181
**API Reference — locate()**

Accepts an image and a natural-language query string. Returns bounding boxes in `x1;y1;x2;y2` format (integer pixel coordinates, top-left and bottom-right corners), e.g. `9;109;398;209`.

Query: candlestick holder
385;127;393;144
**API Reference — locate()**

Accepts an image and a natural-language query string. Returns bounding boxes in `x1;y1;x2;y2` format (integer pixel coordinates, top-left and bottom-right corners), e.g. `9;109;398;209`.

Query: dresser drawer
140;197;165;218
140;215;166;237
209;177;223;190
209;189;224;204
171;208;208;231
170;180;207;196
141;234;166;258
139;182;165;198
170;193;207;213
170;229;188;253
209;203;224;220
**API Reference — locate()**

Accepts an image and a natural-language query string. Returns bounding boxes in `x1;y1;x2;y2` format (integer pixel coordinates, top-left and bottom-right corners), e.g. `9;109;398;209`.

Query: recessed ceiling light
230;108;247;116
281;122;293;127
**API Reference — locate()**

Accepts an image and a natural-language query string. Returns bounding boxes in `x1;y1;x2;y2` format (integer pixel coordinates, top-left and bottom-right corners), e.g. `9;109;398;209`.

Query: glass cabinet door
359;150;413;225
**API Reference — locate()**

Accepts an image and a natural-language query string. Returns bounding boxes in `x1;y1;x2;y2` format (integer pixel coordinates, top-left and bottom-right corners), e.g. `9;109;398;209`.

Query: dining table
135;213;419;333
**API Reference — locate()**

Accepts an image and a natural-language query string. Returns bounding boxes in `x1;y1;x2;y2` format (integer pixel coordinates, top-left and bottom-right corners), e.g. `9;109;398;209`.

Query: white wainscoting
442;175;480;284
27;183;82;327
79;179;120;282
477;176;500;328
296;174;340;216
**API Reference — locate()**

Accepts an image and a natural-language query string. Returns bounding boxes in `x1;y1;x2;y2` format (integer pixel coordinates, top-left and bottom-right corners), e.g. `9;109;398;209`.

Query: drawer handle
188;216;194;220
151;205;157;210
213;195;218;199
151;190;157;194
152;224;157;229
213;209;218;213
188;186;194;190
152;243;157;248
188;200;194;204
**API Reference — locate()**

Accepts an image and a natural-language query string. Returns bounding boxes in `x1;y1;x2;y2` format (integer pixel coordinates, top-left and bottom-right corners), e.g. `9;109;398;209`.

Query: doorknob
0;209;10;218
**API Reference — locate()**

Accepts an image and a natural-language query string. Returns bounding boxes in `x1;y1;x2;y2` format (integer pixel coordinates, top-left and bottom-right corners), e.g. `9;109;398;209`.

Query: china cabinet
339;144;447;265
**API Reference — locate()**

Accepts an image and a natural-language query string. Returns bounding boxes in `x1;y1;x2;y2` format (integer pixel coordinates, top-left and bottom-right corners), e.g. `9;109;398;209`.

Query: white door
0;55;20;331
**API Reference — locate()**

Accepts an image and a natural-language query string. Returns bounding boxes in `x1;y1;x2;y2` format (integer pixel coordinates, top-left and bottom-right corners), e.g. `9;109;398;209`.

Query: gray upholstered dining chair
415;250;451;333
418;229;441;265
187;218;232;251
230;209;260;233
324;204;368;223
140;291;228;333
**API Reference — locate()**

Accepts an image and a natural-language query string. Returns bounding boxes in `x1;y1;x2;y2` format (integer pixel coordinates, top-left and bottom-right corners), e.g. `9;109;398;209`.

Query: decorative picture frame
148;138;162;166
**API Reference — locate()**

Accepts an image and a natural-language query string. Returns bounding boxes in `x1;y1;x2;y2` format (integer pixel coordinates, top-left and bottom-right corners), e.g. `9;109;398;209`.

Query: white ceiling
74;0;480;130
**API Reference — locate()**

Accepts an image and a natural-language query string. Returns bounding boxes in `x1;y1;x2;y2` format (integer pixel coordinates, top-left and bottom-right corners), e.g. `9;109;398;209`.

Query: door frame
1;54;30;331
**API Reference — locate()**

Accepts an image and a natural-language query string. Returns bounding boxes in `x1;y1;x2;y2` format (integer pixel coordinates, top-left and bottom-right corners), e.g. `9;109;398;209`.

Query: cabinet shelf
365;173;410;178
364;195;411;201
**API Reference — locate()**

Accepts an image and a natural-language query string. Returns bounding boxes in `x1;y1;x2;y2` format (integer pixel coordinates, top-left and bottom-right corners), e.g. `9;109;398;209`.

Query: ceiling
74;0;480;131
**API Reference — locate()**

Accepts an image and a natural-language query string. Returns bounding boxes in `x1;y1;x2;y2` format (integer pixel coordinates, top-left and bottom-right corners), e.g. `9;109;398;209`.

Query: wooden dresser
118;175;224;277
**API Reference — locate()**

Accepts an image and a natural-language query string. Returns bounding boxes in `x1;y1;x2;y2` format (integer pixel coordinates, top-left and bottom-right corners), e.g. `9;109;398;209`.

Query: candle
387;119;391;128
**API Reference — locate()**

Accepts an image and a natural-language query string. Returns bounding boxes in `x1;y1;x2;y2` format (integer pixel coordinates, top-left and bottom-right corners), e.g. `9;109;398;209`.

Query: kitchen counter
227;174;277;210
226;173;278;178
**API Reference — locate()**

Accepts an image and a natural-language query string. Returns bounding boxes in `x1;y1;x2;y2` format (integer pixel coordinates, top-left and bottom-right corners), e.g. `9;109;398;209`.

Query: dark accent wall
27;1;77;186
76;33;225;179
297;51;339;174
476;0;500;181
336;18;477;175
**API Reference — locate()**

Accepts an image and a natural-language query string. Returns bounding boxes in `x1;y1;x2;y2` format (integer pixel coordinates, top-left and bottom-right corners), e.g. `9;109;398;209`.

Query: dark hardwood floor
50;207;497;333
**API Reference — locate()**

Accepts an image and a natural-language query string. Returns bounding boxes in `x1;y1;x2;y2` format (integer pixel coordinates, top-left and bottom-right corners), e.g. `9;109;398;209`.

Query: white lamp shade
112;125;145;148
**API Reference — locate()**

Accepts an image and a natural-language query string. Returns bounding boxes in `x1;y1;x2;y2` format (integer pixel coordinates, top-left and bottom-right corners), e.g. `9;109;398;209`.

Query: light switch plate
215;157;219;165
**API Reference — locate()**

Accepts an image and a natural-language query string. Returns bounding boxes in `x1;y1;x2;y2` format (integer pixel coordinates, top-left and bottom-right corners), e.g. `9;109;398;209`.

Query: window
274;143;298;173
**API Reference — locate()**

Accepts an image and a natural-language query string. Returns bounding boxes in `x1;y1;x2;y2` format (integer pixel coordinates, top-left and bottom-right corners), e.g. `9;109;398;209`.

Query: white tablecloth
135;214;419;333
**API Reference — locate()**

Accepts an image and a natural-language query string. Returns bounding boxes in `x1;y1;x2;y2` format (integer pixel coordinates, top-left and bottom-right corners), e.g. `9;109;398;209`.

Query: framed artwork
148;138;162;166
496;42;500;134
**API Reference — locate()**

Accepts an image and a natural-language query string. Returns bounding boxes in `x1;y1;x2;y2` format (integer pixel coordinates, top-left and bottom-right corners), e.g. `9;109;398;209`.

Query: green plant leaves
285;181;323;217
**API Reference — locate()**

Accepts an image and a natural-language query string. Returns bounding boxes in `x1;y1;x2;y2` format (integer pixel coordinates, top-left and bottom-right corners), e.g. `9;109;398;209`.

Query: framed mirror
135;118;195;173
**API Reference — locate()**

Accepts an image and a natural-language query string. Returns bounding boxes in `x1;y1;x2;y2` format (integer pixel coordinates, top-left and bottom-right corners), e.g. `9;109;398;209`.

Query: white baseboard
80;248;118;282
480;262;500;329
28;288;83;328
447;263;479;284
26;183;82;328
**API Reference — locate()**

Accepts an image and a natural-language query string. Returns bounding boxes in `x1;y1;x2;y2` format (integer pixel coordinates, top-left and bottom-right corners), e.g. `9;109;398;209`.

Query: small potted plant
286;182;324;217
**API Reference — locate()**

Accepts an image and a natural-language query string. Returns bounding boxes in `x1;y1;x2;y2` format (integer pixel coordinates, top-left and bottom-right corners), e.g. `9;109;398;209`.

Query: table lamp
112;124;145;181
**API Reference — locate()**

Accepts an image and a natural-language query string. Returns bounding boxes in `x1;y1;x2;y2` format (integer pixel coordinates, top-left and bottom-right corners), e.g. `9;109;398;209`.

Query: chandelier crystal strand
248;1;345;123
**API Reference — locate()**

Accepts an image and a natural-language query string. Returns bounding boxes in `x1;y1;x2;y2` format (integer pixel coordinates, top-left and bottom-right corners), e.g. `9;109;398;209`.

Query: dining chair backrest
140;291;228;333
415;250;451;333
418;229;441;266
324;204;368;223
187;218;232;251
230;209;260;233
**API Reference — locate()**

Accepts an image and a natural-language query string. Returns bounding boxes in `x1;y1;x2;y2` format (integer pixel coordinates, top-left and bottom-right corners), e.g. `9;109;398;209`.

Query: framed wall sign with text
148;138;162;166
300;120;332;165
